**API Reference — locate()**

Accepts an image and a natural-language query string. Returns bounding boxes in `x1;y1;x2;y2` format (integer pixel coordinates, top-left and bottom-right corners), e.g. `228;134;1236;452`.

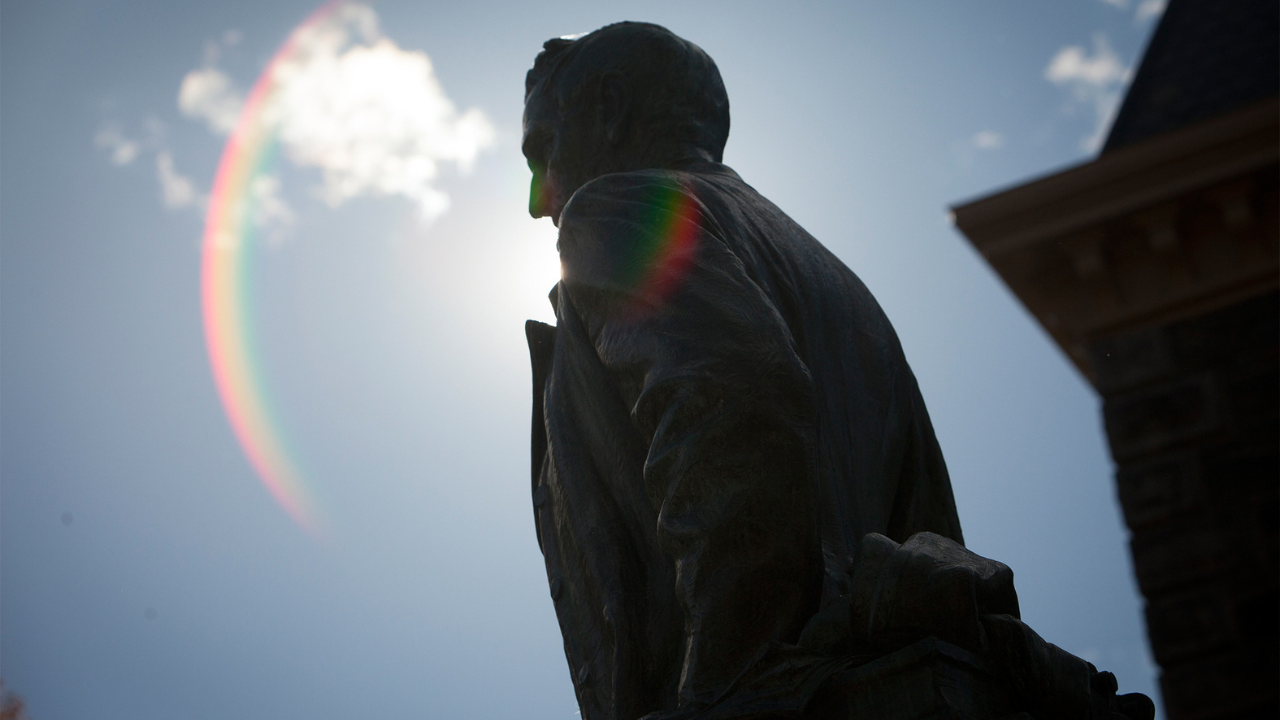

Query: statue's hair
526;36;578;98
525;22;731;164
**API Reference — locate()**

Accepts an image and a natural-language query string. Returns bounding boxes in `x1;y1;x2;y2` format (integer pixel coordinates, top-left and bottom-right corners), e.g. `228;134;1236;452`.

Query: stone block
1221;364;1280;431
1116;450;1203;529
1202;445;1279;498
1104;374;1220;460
1234;586;1280;654
1159;651;1278;720
1091;325;1174;394
1144;586;1235;665
1129;519;1234;596
1166;291;1278;374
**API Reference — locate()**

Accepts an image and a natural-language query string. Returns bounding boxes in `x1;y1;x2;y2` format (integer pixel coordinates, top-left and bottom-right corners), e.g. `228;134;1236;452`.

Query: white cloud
94;127;140;165
142;115;168;142
1046;36;1129;86
258;3;496;222
1045;34;1133;151
102;4;496;226
203;173;294;251
247;174;295;243
174;3;495;224
178;67;243;135
1098;0;1128;9
156;151;199;209
1135;0;1166;23
972;131;1004;150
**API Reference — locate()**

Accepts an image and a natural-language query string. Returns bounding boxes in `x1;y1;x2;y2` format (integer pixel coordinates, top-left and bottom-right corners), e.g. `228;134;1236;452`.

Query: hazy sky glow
3;1;1166;717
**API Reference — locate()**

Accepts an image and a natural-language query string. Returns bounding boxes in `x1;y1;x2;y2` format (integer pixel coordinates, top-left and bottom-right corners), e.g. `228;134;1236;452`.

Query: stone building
950;1;1278;718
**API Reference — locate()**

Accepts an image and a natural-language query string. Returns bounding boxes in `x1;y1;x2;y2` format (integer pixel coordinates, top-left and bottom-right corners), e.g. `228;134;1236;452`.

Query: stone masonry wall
1090;291;1278;720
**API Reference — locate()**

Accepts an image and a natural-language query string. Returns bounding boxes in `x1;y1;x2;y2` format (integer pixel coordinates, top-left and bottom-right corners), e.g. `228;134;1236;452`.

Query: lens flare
620;181;702;317
201;2;344;536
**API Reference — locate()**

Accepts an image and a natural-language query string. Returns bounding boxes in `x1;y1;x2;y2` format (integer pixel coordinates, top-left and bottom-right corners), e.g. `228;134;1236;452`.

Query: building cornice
950;97;1279;382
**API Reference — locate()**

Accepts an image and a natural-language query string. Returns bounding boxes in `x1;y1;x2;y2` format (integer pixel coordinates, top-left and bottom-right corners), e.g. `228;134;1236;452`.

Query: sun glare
502;219;563;325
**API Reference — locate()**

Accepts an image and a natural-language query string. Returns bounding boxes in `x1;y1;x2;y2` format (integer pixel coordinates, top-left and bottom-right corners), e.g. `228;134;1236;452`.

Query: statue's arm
558;176;822;708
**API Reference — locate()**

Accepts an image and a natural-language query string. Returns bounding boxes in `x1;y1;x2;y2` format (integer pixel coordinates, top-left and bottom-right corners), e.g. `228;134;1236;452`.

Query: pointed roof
1103;0;1278;152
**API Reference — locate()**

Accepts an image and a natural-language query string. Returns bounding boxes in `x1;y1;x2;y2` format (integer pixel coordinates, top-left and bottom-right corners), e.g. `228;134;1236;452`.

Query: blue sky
2;1;1167;717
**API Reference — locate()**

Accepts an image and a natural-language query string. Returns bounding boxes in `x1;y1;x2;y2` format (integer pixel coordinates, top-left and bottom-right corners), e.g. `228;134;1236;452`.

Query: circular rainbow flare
627;182;701;316
201;2;343;537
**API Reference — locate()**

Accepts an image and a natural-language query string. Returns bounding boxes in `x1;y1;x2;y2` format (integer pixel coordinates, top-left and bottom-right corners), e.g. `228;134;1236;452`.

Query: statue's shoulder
558;169;715;293
560;169;693;225
560;165;747;240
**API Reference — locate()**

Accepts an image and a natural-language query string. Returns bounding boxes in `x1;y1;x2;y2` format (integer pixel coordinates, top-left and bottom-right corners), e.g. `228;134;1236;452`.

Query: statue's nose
529;167;556;220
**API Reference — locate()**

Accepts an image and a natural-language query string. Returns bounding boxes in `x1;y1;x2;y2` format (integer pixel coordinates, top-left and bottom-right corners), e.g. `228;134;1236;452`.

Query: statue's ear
598;72;629;146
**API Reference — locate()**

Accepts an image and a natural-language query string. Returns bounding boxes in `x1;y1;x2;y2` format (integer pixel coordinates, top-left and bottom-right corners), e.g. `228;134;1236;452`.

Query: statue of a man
522;22;1151;720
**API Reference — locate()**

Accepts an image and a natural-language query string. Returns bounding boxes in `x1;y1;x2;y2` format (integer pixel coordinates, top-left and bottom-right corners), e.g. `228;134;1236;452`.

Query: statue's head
522;22;730;224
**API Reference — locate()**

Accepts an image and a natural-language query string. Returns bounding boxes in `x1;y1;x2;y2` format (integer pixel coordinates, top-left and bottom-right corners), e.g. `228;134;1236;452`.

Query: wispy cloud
95;116;207;218
972;131;1004;150
1098;0;1166;23
246;174;294;243
156;151;204;210
1045;34;1133;151
94;127;140;165
1046;36;1129;86
179;67;243;135
176;30;247;137
1135;0;1166;23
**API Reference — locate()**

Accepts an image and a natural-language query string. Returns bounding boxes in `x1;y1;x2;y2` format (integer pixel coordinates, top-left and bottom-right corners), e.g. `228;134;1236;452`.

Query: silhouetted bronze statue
522;22;1153;720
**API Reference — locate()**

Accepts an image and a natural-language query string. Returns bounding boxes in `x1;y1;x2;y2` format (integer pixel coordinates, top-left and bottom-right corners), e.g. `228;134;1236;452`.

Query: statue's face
522;81;608;226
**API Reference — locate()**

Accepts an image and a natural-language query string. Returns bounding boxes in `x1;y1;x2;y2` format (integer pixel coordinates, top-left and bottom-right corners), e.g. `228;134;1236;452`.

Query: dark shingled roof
1103;0;1279;152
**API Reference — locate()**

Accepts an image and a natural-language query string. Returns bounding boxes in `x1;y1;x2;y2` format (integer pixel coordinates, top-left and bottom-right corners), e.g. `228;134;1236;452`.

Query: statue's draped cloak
526;163;963;719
